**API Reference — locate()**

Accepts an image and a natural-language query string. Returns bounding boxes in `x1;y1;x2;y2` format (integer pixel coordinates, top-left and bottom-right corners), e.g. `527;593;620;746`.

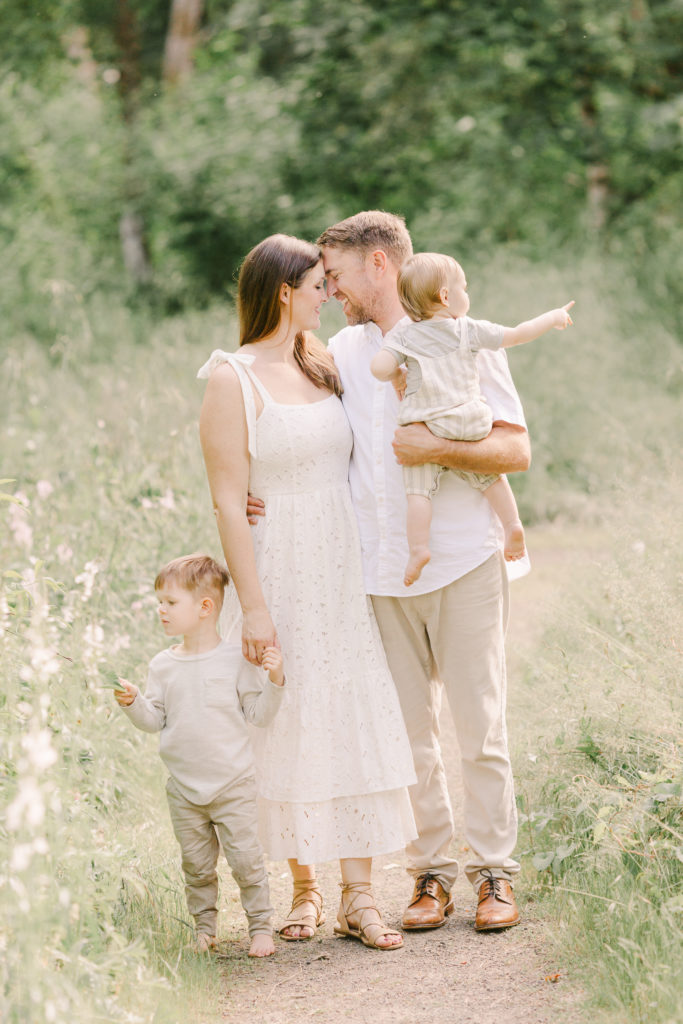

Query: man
317;211;529;931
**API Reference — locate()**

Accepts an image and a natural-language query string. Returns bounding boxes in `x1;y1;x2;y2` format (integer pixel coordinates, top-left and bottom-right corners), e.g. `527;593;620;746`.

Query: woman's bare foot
503;519;526;561
249;933;275;957
404;546;430;586
195;933;218;953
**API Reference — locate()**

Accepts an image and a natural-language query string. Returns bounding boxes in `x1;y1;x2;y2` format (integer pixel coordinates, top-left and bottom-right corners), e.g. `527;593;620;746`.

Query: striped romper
383;315;506;499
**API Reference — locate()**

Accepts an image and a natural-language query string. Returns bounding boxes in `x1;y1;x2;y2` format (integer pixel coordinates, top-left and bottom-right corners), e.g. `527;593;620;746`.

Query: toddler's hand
114;678;138;707
553;300;575;329
261;646;284;686
391;368;407;401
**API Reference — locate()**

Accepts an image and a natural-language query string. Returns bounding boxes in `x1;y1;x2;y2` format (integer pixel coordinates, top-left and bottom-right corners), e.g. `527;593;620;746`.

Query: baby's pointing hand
554;300;575;329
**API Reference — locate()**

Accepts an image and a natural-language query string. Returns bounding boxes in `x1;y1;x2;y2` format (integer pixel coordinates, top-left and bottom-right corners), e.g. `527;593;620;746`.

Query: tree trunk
163;0;204;84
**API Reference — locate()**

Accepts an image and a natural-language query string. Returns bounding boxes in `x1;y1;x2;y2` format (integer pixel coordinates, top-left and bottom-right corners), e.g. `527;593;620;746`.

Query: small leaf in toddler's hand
101;673;128;691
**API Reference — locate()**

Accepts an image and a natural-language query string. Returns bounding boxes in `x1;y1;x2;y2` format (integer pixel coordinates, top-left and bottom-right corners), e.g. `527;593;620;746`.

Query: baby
371;252;573;585
114;553;284;957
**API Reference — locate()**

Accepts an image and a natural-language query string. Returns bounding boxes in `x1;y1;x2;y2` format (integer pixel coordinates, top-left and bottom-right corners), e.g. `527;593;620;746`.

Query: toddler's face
444;264;470;318
156;582;204;637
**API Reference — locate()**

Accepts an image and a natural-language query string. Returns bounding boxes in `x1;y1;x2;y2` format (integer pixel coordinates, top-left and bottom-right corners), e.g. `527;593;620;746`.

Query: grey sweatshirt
122;640;283;805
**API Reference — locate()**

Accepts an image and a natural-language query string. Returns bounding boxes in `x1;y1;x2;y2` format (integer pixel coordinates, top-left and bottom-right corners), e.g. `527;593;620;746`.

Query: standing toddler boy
115;554;284;957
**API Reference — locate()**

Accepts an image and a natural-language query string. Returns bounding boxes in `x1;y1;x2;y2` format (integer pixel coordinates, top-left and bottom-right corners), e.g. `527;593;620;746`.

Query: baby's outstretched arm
503;300;574;348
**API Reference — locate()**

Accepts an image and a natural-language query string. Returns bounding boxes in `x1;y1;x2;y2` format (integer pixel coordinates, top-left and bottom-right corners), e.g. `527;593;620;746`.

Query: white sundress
197;349;417;864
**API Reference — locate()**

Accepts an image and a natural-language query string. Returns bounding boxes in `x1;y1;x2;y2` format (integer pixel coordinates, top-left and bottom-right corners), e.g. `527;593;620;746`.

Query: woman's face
288;260;328;331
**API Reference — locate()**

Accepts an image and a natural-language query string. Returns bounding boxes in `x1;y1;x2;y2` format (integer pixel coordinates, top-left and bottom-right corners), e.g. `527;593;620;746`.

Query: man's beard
342;297;375;325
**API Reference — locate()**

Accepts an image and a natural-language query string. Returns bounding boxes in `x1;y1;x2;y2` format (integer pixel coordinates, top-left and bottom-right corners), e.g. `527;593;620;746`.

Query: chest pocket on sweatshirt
204;677;238;710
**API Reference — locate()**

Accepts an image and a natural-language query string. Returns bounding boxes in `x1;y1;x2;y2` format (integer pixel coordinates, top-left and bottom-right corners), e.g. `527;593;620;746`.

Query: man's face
322;246;379;325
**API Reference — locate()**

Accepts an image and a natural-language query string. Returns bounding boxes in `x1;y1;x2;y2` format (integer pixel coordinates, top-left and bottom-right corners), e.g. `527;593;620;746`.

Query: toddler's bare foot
404;546;430;586
503;519;526;561
195;933;217;954
249;933;275;957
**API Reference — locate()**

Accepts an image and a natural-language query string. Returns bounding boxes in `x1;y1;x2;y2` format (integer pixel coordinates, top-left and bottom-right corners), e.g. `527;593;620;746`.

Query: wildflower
8;502;32;549
36;480;54;500
10;843;34;872
83;623;105;650
75;560;99;601
159;488;176;510
22;728;58;771
7;777;45;830
56;544;73;563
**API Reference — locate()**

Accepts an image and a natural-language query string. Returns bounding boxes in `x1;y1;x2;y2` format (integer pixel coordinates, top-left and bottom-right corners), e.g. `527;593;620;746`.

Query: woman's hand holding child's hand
242;607;278;666
261;646;284;686
114;679;138;707
553;301;575;329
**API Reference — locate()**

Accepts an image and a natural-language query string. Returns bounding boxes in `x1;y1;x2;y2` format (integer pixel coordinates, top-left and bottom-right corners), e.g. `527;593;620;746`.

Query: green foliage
0;323;229;1022
2;0;681;319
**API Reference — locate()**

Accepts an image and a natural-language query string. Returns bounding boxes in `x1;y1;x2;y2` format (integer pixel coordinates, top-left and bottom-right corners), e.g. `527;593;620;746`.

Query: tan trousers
371;552;519;892
165;775;273;937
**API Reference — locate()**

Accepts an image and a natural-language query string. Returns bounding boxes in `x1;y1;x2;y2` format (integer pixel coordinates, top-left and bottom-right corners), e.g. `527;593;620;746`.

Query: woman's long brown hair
237;234;342;397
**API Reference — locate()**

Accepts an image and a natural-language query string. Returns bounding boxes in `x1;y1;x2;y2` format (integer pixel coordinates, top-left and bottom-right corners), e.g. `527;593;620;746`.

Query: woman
198;234;416;950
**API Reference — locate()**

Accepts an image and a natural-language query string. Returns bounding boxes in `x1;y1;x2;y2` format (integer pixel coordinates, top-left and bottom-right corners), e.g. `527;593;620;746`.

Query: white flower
159;488;176;510
31;646;61;680
83;623;105;649
6;777;45;831
22;728;58;771
56;544;73;563
36;480;54;500
8;503;32;549
10;843;34;872
75;560;99;600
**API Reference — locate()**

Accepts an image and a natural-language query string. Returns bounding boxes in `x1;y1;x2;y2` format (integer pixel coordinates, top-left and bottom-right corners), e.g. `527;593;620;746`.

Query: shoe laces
415;872;440;898
479;868;503;901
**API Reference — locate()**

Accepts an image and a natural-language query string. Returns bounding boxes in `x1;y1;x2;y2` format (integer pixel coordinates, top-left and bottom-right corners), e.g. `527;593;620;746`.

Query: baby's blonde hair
154;554;230;611
398;252;463;322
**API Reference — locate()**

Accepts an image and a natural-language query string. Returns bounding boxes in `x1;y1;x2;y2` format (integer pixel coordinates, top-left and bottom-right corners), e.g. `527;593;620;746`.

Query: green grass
1;250;681;1021
511;492;682;1022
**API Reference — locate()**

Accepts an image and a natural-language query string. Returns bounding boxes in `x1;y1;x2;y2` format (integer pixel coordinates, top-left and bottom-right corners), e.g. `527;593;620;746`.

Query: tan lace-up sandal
278;878;325;940
333;882;404;950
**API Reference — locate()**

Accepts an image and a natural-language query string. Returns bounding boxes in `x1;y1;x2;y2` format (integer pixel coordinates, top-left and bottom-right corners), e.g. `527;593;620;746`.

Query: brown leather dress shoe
402;873;454;930
474;870;520;931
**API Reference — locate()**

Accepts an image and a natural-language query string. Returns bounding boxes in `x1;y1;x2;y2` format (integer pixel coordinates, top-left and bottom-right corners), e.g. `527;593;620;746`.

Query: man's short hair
154;554;230;610
317;211;413;268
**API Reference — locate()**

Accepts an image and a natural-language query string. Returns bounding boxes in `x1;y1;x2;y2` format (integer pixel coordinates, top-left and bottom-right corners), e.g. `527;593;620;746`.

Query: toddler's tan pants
165;774;273;937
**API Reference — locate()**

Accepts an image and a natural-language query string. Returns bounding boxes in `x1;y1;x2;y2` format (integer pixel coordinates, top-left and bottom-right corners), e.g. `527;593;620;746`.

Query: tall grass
1;251;681;1021
513;489;682;1022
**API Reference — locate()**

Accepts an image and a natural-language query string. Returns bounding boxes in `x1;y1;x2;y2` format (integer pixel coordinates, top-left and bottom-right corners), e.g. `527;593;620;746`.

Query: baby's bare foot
404;546;430;586
195;933;217;954
503;520;526;560
249;933;275;957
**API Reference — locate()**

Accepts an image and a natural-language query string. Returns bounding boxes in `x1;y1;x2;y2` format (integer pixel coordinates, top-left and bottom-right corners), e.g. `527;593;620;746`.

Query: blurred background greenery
1;3;682;1023
1;0;681;331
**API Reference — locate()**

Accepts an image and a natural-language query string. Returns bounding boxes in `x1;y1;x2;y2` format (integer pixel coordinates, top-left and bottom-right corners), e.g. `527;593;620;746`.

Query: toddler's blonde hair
398;252;463;322
154;554;230;611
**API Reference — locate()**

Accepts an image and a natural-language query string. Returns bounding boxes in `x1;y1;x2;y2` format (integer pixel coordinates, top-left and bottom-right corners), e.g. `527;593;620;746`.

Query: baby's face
444;264;470;318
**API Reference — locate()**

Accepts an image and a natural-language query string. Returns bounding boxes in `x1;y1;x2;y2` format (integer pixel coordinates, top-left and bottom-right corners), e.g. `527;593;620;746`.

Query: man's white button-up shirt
328;318;527;598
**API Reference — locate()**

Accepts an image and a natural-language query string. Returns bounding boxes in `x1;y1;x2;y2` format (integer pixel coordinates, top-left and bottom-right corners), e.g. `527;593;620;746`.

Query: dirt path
215;525;598;1023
